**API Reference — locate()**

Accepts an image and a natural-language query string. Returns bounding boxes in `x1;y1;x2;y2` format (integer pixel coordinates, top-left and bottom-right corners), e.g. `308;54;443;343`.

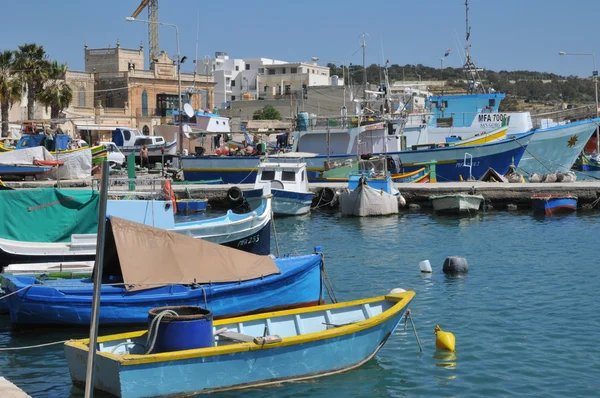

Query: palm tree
0;50;23;137
14;43;49;120
38;61;72;126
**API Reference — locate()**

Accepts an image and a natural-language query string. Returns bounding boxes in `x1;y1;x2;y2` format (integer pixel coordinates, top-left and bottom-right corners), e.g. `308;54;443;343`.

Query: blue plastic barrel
148;306;213;353
298;112;309;131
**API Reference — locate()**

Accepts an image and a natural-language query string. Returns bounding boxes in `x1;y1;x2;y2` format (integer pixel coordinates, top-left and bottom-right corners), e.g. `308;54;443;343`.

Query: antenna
462;0;485;94
192;9;200;88
359;32;369;101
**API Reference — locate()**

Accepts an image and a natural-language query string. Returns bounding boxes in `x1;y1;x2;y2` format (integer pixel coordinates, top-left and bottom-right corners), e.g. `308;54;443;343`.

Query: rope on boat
403;309;422;352
512;137;554;174
271;211;280;258
320;253;337;304
0;284;34;300
0;340;69;351
145;309;179;354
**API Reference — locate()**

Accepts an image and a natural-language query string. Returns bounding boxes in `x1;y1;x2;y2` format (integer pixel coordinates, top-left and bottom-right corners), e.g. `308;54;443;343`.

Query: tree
14;43;50;120
0;50;22;137
38;61;72;125
252;104;281;120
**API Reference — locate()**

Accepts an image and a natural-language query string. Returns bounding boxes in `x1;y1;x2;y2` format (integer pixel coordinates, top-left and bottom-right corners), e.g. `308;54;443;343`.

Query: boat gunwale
64;291;415;366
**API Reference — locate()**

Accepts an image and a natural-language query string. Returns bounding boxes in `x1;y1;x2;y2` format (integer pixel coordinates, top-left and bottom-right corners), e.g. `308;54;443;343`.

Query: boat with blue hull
64;290;415;397
182;132;533;183
243;161;313;216
2;217;323;326
532;194;577;216
0;189;273;270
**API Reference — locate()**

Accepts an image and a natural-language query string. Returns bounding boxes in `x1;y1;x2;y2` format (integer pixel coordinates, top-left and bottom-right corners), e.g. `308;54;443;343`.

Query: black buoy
226;186;244;204
443;256;469;274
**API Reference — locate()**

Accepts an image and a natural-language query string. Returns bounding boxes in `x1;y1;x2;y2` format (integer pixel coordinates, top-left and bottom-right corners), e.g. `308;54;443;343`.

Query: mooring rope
145;309;179;354
320;253;337;303
0;340;69;351
271;211;280;258
403;309;423;352
0;284;34;300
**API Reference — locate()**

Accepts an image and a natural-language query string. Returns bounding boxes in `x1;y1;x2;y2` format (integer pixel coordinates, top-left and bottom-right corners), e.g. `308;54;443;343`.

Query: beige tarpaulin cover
106;217;279;291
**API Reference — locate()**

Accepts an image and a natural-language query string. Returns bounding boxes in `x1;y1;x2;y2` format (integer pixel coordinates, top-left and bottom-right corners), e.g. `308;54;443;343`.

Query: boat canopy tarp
51;148;92;180
103;217;280;291
0;188;99;242
0;146;53;165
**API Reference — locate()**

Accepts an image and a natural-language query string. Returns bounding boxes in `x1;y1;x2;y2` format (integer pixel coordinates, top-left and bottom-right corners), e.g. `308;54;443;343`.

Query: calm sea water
1;209;599;397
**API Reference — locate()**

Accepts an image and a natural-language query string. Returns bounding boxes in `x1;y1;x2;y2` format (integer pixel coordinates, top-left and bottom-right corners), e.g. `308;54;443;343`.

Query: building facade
256;62;331;100
204;52;287;108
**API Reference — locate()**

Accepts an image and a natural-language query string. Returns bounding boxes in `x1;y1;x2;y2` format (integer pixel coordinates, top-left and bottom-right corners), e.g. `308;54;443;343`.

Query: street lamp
127;16;184;163
559;51;599;153
312;56;347;114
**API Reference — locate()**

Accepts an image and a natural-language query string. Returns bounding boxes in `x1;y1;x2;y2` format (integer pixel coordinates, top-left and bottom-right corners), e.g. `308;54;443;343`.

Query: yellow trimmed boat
454;126;508;147
65;290;415;397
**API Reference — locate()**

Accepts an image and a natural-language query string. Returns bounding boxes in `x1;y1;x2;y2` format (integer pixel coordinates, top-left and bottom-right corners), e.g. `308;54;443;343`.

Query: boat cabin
348;157;394;193
112;128;167;148
16;133;75;151
173;109;231;133
254;161;309;192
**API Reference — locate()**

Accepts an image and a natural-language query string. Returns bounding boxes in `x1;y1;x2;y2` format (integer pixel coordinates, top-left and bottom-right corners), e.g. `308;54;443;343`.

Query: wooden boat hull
64;291;414;397
532;195;577;216
430;194;484;214
2;253;323;326
0;165;52;176
245;188;313;216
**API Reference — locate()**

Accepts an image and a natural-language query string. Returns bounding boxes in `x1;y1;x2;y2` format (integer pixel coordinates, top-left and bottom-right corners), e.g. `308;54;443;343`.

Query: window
156;137;164;143
235;65;239;71
78;87;85;107
268;69;276;75
231;80;236;87
291;67;297;74
141;89;148;117
260;170;275;181
258;67;264;74
281;68;286;74
245;64;250;70
231;96;236;101
264;85;269;92
142;125;150;134
134;138;153;146
284;85;291;95
281;171;295;181
312;69;315;73
489;99;496;107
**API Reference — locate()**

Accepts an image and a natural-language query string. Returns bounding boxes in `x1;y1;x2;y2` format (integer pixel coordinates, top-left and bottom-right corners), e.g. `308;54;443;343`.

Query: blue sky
1;0;599;77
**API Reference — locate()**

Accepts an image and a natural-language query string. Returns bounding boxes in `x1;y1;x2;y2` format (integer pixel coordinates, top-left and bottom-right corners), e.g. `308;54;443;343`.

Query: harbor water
1;209;599;397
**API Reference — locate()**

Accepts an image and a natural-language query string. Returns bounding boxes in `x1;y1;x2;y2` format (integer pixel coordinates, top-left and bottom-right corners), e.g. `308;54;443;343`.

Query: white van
100;142;126;166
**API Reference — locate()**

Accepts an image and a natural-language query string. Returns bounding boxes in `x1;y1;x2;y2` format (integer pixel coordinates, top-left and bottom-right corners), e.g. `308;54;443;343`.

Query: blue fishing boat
0;164;53;176
532;194;577;216
64;290;415;397
2;217;323;326
579;152;600;171
181;131;532;183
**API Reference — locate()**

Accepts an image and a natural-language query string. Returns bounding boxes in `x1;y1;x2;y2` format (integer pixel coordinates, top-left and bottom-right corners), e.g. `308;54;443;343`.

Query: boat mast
360;32;368;105
463;0;485;94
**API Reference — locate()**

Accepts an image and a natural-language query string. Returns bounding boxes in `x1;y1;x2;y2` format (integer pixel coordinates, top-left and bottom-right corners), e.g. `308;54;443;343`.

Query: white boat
0;190;273;273
243;160;313;216
111;127;177;162
430;194;484;214
338;158;404;217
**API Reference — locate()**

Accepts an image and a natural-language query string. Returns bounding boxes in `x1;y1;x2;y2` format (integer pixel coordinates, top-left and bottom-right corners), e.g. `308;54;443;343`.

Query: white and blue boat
64;289;415;397
243;160;313;216
2;217;323;326
339;158;404;217
0;188;273;271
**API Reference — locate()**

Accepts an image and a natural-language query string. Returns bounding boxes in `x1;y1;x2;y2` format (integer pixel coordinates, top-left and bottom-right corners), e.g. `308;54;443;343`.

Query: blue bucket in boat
148;306;213;353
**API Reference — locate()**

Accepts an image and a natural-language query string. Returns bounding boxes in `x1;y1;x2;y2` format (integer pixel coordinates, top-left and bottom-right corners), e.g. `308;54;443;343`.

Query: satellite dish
183;103;194;118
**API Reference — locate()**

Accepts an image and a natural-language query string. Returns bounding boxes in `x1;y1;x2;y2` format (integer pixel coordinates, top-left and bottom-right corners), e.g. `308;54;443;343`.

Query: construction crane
131;0;159;66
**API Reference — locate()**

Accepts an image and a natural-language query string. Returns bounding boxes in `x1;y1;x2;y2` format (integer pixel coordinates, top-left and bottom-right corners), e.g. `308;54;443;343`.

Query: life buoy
164;180;177;213
482;106;492;113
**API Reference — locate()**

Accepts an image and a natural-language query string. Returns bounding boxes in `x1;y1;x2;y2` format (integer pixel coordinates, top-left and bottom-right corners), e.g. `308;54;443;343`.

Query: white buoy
389;287;406;294
419;259;432;273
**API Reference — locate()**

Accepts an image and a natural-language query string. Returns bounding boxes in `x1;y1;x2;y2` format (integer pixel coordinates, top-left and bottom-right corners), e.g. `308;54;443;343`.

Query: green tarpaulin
0;189;99;242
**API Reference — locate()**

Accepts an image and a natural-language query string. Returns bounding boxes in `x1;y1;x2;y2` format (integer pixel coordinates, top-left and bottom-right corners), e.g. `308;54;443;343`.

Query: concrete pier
4;179;600;210
0;377;30;398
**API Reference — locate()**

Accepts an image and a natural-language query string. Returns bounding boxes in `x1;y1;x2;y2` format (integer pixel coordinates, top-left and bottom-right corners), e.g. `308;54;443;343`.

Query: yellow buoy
434;325;456;352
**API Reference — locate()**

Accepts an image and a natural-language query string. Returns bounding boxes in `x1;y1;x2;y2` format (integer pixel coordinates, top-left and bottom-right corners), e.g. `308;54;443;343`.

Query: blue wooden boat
580;152;600;171
531;194;577;216
64;290;415;397
2;217;323;326
0;164;53;176
175;198;208;214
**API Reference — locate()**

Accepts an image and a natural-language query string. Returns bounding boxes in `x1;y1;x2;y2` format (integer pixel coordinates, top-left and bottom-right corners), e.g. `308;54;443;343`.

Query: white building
256;62;331;100
203;52;287;108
